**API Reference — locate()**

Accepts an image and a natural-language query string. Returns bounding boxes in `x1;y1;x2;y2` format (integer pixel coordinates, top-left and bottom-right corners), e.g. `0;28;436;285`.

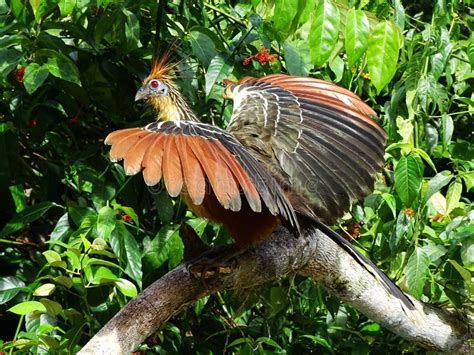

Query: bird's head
135;52;195;121
135;77;170;102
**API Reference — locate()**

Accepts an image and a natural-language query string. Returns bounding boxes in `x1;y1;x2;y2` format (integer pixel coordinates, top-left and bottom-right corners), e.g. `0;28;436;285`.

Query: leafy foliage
0;0;472;353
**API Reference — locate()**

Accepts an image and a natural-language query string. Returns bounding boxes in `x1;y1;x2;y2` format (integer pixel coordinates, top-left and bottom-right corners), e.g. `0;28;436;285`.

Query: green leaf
441;114;454;151
188;30;217;68
0;202;56;238
23;63;49;93
448;260;472;284
205;55;232;98
123;9;141;50
58;0;75;16
50;213;71;241
412;148;436;172
33;0;59;22
309;0;340;67
392;0;405;30
143;226;181;269
0;48;23;77
36;49;81;85
43;250;61;264
256;337;282;349
9;301;47;315
381;193;397;218
9;185;26;213
113;221;142;288
345;8;369;67
97;206;116;241
283;40;312;77
301;335;332;350
367;21;400;93
329;55;344;82
0;276;25;305
186;217;208;237
273;0;299;35
91;266;118;284
446;180;462;215
461;239;474;270
53;275;73;289
424;171;453;204
33;283;56;297
419;244;447;263
115;278;137;298
405;247;430;298
40;298;62;316
394;155;422;206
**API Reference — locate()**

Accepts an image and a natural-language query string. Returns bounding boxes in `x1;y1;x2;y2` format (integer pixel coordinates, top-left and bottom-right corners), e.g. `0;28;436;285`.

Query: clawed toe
186;246;241;279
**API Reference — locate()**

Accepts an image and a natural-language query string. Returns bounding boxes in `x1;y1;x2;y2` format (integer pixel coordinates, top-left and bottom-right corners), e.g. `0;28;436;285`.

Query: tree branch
78;226;471;354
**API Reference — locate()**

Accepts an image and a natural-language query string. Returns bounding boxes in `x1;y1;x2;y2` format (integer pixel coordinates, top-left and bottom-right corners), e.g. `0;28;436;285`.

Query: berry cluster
243;48;278;66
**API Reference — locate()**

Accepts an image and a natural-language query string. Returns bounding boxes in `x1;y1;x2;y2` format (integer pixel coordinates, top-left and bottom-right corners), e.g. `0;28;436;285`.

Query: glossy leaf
446;180;462;215
36;49;81;85
0;276;25;305
9;301;47;315
58;0;75;16
283;40;312;76
394;155;422;206
188;30;217;68
309;0;340;67
205;55;233;98
112;221;142;288
424;171;453;204
97;205;116;241
367;21;400;93
405;247;430;298
441;114;454;151
115;278;137;298
23;63;49;94
0;48;23;77
0;202;57;238
33;283;56;297
345;8;369;67
273;0;299;36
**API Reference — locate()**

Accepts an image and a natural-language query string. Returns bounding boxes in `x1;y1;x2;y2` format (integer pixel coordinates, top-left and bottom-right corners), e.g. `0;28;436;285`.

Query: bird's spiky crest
146;50;177;83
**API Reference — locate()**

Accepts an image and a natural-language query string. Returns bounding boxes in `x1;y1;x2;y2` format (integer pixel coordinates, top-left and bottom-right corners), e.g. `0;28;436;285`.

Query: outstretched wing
104;120;299;233
225;74;387;224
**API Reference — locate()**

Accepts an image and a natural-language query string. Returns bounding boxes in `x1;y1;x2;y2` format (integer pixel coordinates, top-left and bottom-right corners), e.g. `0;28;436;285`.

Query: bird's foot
186;245;243;279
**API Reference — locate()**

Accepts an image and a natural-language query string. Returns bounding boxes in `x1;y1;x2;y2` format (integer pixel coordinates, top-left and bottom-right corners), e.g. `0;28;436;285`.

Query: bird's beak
135;87;148;102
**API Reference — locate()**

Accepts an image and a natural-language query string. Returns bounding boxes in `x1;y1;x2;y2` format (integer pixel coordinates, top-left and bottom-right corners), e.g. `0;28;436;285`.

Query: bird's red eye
150;80;159;88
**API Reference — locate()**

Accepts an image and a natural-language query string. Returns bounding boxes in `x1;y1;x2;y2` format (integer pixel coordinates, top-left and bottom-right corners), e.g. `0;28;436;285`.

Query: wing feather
123;132;155;175
142;134;167;186
108;130;149;162
174;136;206;205
214;140;261;213
105;121;300;234
188;137;241;211
162;135;183;197
227;74;386;223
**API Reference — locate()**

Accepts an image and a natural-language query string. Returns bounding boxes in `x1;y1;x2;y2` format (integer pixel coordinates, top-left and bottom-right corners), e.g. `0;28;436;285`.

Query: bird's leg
180;223;210;261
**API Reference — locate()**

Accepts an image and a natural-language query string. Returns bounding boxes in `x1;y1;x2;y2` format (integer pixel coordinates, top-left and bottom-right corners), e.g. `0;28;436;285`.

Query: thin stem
203;3;246;26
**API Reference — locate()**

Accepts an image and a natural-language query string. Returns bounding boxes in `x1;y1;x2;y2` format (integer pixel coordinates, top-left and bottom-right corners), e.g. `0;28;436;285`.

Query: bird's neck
150;86;199;122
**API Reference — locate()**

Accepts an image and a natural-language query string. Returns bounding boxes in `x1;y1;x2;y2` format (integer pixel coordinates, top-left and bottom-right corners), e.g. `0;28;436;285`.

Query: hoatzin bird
105;55;416;314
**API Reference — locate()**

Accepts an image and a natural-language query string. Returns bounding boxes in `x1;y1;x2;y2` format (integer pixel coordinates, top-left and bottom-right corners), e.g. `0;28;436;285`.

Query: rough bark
79;226;471;354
